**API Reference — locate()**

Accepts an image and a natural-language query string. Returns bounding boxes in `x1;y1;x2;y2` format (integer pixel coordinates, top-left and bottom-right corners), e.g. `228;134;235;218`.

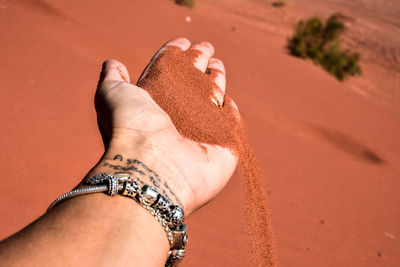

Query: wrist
77;169;189;265
87;134;194;215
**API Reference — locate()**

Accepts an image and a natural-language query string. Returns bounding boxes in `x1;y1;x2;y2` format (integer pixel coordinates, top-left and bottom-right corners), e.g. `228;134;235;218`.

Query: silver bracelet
48;173;188;267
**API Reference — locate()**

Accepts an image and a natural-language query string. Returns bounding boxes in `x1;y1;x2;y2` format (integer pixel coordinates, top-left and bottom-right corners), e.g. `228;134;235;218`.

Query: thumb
98;59;131;85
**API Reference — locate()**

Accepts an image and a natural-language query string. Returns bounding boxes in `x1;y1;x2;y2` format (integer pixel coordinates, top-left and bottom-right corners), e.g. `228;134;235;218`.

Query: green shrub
288;15;361;80
174;0;195;9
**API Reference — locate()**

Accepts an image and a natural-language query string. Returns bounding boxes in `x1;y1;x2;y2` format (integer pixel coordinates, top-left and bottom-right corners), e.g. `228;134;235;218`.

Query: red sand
137;46;274;265
0;0;399;266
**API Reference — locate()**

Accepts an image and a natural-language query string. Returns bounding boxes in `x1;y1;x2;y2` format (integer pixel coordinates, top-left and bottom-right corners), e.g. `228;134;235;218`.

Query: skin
0;38;240;267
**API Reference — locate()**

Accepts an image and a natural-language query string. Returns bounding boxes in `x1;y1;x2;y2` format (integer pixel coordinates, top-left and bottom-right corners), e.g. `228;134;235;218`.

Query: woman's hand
91;38;240;216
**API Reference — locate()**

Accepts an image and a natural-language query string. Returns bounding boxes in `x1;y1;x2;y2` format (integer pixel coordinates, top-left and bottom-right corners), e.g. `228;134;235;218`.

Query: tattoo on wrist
102;154;184;208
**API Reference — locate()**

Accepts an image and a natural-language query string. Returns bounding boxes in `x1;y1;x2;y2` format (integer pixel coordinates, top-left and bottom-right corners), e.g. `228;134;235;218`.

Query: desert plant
272;1;285;7
288;15;361;80
174;0;195;9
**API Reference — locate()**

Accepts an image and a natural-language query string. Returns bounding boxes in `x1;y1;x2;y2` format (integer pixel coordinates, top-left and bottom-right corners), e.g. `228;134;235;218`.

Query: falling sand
137;46;274;266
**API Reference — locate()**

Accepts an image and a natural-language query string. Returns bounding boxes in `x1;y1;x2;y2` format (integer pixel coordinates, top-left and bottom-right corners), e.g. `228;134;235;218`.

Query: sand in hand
137;44;274;266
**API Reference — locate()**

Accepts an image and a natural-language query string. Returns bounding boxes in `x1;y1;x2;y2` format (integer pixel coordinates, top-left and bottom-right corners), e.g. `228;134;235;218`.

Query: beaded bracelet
48;173;188;267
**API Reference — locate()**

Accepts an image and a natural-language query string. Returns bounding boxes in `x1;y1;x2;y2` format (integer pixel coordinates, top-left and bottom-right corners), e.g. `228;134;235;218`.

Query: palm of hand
95;38;239;215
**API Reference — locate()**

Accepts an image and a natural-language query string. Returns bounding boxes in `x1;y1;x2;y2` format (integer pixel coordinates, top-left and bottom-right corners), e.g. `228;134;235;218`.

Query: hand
0;38;243;267
92;38;240;216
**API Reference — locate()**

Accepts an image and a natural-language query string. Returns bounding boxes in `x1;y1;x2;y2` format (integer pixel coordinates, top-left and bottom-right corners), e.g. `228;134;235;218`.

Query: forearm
0;193;169;267
0;149;172;267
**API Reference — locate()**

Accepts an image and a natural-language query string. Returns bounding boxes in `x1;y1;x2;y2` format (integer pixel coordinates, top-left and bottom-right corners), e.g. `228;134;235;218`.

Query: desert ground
0;0;399;266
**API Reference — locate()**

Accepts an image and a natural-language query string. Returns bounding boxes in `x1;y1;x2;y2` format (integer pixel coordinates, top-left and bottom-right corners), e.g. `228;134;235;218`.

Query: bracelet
48;173;188;267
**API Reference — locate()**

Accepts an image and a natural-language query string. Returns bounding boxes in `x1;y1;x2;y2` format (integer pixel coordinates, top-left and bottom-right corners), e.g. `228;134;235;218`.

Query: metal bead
170;224;187;250
141;185;158;205
121;181;138;198
167;249;186;266
182;233;188;246
171;249;186;260
107;177;119;196
151;195;171;212
130;178;141;189
167;205;184;228
113;173;131;182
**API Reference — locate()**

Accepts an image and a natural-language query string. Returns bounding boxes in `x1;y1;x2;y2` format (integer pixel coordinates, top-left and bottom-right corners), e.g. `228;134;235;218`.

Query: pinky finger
229;98;241;120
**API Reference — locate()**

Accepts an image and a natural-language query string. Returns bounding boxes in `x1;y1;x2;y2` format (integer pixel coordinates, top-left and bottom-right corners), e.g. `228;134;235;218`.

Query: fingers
99;59;130;84
230;98;241;120
139;38;215;83
189;41;215;72
138;37;191;83
206;57;240;120
206;58;226;107
164;37;191;51
207;57;226;75
137;37;240;116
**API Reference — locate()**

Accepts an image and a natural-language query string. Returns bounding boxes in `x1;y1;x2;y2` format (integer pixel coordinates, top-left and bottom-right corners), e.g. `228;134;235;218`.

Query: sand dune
0;0;399;266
